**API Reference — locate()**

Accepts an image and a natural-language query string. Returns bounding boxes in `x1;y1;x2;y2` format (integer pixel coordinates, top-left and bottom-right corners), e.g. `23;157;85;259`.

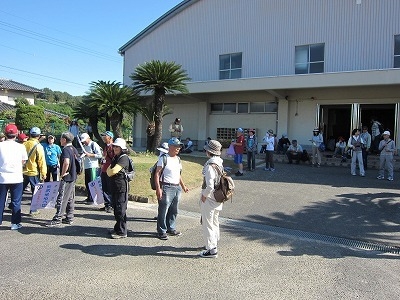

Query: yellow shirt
23;138;47;178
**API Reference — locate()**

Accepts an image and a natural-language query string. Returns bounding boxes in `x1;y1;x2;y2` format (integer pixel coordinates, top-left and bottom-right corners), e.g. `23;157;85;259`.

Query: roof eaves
118;0;198;54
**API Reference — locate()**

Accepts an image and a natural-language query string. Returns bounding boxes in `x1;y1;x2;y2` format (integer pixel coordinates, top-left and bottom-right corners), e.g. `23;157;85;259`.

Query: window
219;53;242;79
395;35;400;68
211;102;277;114
295;43;325;74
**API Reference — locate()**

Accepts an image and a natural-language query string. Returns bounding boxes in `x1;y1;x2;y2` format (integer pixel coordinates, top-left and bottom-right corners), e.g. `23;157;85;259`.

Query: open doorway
360;104;395;134
320;105;352;143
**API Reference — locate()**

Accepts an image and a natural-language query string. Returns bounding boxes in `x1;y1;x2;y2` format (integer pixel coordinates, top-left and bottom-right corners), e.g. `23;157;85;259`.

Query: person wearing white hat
199;139;224;258
310;128;323;167
106;138;133;238
99;131;115;213
156;142;169;155
80;132;102;203
377;131;396;181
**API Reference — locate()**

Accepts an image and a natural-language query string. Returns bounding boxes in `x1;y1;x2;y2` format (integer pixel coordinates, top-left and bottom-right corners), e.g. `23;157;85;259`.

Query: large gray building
119;0;400;150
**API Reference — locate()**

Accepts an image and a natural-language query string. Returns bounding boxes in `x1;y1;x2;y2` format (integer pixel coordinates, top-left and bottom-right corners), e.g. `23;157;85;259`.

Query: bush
15;105;45;131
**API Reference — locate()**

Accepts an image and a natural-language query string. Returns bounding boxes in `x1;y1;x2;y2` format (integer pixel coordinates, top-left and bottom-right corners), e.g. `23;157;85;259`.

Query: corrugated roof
0;78;42;93
118;0;197;54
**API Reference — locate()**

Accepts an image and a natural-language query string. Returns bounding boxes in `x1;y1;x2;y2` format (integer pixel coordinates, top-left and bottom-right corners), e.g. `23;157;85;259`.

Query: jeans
157;185;181;234
0;183;23;225
247;151;256;170
23;175;39;213
45;165;58;182
351;150;365;175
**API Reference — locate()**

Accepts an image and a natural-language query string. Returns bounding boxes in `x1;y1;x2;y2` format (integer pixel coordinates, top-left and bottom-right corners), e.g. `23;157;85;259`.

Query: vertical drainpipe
275;97;279;135
315;103;320;128
395;103;399;152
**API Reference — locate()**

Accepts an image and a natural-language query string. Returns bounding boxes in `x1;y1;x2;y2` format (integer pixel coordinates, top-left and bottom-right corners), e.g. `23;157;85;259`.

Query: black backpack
149;155;167;190
120;154;135;182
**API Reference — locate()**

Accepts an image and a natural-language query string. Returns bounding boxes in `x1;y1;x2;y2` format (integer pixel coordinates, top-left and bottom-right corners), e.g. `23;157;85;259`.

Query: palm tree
73;96;104;146
130;60;190;152
89;80;140;138
139;102;173;151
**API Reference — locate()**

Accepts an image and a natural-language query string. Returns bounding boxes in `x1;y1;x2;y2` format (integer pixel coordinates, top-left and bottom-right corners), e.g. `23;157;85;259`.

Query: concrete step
255;153;400;171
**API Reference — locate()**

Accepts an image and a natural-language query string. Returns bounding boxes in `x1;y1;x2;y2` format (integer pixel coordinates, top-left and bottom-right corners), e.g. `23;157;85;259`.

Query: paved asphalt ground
1;161;400;299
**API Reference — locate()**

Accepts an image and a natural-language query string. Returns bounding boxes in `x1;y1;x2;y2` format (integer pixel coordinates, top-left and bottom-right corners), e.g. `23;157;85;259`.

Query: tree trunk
90;116;105;148
110;112;123;139
151;90;165;153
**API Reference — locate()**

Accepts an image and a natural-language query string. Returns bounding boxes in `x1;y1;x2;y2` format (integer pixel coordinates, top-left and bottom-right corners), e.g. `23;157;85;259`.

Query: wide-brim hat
204;140;222;156
157;142;169;153
112;138;127;150
267;129;274;135
313;128;320;132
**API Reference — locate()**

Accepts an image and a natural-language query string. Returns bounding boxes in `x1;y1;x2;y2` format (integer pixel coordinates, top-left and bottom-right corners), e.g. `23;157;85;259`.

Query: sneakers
62;218;74;225
29;210;40;216
264;167;270;171
270;168;275;172
158;233;168;240
167;230;182;236
46;219;62;227
235;171;243;176
199;249;218;258
387;177;394;181
10;223;22;230
111;232;127;239
377;175;385;180
105;207;113;213
351;173;356;176
99;206;106;211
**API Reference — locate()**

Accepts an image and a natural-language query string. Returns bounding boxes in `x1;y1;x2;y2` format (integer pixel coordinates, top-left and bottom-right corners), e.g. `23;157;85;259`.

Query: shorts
234;154;243;164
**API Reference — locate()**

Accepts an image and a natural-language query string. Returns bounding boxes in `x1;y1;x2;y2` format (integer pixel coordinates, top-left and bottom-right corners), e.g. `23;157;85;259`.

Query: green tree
15;105;45;131
130;60;190;152
88;80;140;139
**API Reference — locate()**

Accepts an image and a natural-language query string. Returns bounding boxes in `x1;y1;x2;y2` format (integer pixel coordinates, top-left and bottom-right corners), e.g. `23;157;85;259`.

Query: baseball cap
157;142;169;153
30;127;41;135
382;130;390;136
18;133;28;140
80;133;90;142
237;128;244;133
4;124;18;135
112;138;127;150
101;131;114;139
168;137;183;147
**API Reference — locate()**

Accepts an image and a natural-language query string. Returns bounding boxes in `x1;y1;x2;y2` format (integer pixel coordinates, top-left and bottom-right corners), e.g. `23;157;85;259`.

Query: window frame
394;34;400;68
210;102;277;114
219;52;242;79
295;43;325;74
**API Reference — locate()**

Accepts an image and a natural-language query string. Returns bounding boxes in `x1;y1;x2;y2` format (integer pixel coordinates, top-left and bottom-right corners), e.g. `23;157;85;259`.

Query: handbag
318;142;326;152
226;144;235;156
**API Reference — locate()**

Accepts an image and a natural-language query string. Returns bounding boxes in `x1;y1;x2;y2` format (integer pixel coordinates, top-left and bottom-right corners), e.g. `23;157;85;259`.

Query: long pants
351;150;365;175
157;185;181;234
379;154;394;178
311;147;321;165
45;165;58;182
23;175;39;213
361;148;368;169
113;191;128;236
101;172;112;208
265;151;274;169
84;168;99;201
200;198;223;250
53;180;76;221
247;151;256;170
287;152;301;163
0;183;23;225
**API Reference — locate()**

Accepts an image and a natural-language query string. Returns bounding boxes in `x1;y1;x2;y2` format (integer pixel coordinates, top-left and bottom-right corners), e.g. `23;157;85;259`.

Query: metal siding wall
122;0;400;84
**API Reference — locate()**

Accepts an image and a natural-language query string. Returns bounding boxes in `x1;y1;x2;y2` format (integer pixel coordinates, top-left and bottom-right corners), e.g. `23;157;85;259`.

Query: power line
0;64;89;87
0;20;121;63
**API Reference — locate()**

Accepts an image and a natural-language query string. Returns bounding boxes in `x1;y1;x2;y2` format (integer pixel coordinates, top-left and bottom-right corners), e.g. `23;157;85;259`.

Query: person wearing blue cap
99;131;115;212
154;137;189;240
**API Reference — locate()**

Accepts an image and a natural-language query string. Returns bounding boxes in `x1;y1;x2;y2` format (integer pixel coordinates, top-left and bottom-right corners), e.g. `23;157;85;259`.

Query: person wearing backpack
80;133;102;204
106;138;132;239
154;137;189;240
99;131;115;213
46;132;79;227
199;139;224;258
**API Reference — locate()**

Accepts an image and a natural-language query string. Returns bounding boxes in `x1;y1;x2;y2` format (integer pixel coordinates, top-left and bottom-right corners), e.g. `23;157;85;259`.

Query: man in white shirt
80;133;102;203
0;124;28;230
155;137;189;240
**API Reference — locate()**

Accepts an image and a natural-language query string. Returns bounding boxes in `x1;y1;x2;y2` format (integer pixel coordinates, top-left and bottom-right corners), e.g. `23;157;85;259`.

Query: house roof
118;0;198;54
0;78;42;93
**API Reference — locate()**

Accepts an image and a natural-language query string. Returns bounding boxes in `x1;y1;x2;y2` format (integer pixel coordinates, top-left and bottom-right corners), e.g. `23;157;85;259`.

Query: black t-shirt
109;154;130;192
61;146;78;182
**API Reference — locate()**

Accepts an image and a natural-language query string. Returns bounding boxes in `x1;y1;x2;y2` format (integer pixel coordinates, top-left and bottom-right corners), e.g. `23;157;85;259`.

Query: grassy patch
77;152;238;203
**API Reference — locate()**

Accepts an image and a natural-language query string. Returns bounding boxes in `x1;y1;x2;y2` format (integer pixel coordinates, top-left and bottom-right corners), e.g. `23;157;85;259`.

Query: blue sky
0;0;183;96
